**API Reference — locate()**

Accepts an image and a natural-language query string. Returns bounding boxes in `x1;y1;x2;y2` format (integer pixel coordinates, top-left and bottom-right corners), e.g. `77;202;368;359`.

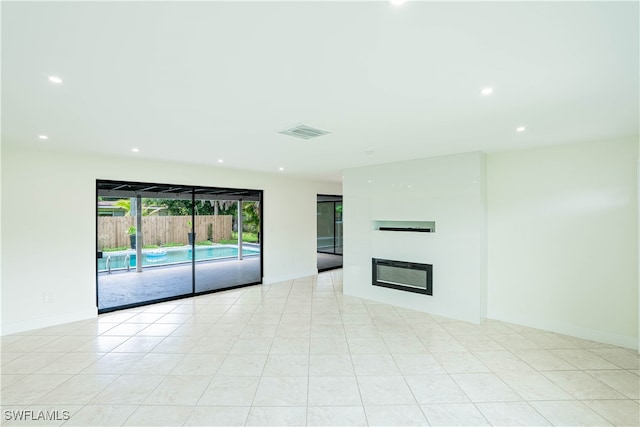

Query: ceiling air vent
279;123;331;140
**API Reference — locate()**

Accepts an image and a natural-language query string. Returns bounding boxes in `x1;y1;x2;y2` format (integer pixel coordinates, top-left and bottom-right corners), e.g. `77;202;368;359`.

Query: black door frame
317;194;343;272
96;179;263;313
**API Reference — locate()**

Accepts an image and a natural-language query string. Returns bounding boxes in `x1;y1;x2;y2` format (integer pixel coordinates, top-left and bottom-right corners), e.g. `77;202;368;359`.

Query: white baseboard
1;308;98;336
489;315;639;351
263;269;318;285
343;288;482;325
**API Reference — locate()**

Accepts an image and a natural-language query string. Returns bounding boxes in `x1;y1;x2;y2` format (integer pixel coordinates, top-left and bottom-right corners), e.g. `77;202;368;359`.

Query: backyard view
97;181;262;311
98;198;260;252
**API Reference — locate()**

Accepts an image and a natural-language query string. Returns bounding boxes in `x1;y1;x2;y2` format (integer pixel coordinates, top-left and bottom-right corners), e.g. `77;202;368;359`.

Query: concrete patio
98;250;341;311
98;256;261;310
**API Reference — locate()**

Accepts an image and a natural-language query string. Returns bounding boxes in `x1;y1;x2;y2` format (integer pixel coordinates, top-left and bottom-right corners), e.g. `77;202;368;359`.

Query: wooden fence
97;215;233;250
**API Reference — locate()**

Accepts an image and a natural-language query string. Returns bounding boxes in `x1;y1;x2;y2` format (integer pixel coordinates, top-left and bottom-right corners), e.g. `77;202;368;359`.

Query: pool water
98;245;259;272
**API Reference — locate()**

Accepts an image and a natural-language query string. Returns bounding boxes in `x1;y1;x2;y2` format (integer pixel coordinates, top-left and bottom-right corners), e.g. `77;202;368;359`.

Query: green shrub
238;232;259;243
220;232;259;244
161;242;184;247
102;246;129;252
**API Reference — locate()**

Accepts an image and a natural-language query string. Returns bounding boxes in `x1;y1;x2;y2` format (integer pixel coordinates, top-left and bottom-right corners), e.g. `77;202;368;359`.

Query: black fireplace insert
372;258;433;295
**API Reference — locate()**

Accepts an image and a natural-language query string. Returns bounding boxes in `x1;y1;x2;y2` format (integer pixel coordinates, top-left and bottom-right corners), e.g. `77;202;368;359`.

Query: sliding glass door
194;198;261;293
317;195;343;271
97;180;262;312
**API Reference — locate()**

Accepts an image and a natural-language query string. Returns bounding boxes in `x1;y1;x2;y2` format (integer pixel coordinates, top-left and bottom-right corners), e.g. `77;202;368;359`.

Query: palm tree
242;201;260;234
114;199;132;215
114;199;165;216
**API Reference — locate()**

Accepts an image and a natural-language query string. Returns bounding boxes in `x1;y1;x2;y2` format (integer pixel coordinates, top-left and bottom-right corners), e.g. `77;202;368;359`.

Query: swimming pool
98;245;259;272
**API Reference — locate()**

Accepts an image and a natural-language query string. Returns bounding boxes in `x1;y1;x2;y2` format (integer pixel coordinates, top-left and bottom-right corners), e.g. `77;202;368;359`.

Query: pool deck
98;256;261;310
97;245;339;311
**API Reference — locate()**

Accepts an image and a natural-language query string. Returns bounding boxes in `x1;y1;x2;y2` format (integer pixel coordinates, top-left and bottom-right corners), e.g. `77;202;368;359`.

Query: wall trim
1;308;98;336
490;315;638;351
263;269;318;285
343;288;483;325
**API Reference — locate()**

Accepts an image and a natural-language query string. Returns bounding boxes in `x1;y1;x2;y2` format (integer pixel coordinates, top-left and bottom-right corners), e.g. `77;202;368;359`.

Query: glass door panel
317;196;343;271
194;198;262;293
317;201;335;253
97;192;193;311
335;202;343;255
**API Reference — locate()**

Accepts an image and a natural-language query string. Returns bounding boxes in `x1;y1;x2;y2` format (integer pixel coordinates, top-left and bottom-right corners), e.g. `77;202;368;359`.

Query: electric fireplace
372;258;433;295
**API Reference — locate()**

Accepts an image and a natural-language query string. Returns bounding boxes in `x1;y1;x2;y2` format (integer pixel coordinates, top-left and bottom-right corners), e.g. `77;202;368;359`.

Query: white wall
487;138;638;349
0;146;340;335
343;152;487;324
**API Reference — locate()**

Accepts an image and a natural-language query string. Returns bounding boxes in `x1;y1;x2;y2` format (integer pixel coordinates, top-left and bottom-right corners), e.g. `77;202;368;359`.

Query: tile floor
1;270;639;426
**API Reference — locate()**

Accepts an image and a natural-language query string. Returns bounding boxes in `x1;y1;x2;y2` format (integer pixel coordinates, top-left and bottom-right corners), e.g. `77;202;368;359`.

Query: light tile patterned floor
1;270;638;426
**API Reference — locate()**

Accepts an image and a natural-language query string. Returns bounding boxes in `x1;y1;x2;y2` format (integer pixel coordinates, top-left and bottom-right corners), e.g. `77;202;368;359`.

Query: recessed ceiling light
516;126;526;132
48;76;63;84
279;167;284;171
38;135;48;140
217;159;224;163
480;87;494;96
389;0;407;6
131;148;139;153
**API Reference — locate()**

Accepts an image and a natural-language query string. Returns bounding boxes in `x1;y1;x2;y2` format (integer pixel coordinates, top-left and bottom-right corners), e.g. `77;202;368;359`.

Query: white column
237;199;243;261
136;195;143;272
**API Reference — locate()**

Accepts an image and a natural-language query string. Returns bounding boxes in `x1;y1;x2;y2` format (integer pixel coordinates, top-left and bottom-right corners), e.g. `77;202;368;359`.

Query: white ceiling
3;1;638;182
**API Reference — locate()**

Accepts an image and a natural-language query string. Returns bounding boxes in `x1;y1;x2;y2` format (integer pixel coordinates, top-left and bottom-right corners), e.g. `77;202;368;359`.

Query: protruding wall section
344;141;638;350
343;152;488;324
